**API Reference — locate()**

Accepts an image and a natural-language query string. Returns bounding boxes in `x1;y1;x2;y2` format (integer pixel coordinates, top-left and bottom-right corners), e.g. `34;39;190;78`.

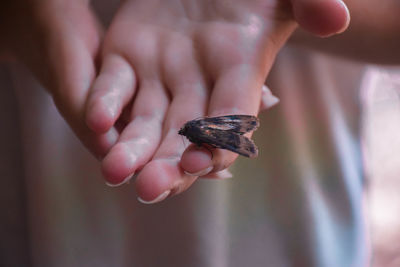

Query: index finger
180;66;263;176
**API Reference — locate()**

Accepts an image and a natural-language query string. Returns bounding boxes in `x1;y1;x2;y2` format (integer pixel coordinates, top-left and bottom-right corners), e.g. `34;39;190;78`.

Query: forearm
290;0;400;65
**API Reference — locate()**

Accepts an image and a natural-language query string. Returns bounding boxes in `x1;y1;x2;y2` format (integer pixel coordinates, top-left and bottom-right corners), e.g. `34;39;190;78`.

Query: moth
178;115;259;158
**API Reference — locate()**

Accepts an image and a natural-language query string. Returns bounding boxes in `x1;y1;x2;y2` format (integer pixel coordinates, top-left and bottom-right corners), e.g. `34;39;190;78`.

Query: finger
133;36;211;202
53;61;121;159
77;126;120;159
180;147;233;179
50;39;120;159
102;81;169;186
177;84;276;173
85;54;136;133
134;86;208;201
12;0;117;160
136;158;197;204
180;66;263;175
181;146;214;176
208;70;262;171
291;0;350;37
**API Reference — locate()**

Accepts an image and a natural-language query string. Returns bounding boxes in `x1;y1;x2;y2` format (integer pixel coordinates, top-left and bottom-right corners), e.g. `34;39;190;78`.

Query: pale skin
291;0;400;64
1;0;353;203
86;0;350;203
86;0;301;203
0;0;116;156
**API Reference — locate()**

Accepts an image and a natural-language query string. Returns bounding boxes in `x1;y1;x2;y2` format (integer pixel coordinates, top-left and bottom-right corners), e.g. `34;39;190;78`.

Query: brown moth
178;115;259;158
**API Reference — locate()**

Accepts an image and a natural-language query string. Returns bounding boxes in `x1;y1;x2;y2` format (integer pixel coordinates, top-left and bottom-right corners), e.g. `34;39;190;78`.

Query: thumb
290;0;350;37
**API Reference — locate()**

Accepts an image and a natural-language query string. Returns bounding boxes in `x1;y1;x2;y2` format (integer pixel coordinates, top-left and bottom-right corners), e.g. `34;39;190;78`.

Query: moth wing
196;128;258;158
192;115;259;134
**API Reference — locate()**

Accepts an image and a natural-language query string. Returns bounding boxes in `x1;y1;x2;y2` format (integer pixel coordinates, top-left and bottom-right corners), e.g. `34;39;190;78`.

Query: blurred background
362;67;400;267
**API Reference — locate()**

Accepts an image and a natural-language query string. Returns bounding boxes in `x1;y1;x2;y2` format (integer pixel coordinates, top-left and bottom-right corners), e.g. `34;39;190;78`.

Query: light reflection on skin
100;89;121;119
123;137;151;162
246;14;263;38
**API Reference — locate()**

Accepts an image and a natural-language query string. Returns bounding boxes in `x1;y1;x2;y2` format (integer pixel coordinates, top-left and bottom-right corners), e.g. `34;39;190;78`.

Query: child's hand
85;0;350;203
0;0;350;204
1;1;119;157
84;0;297;203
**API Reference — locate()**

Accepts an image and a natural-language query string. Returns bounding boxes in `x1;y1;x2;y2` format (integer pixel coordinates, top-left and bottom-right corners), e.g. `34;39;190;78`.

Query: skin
291;0;400;64
0;0;350;203
0;0;119;156
84;0;349;203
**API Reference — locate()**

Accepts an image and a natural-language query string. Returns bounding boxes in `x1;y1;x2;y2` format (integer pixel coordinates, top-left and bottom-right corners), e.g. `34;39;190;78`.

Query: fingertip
335;0;350;34
134;160;174;203
134;158;198;203
86;54;136;132
137;190;171;204
105;174;135;187
101;143;137;185
86;98;117;133
213;150;239;172
292;0;350;37
181;145;213;176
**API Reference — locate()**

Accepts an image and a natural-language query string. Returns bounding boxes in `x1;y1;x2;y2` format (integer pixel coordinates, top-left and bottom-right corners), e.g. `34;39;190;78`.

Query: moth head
178;126;186;136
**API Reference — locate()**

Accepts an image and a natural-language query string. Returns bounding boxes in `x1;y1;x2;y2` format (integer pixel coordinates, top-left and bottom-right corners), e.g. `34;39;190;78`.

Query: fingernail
261;85;280;109
335;1;351;34
184;166;213;177
137;190;171;204
202;169;233;179
262;92;280;108
105;174;135;187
